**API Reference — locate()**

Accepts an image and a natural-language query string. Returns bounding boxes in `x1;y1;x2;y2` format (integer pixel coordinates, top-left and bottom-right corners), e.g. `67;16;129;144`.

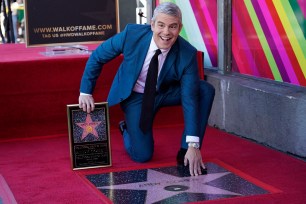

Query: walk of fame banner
67;102;112;170
24;0;119;47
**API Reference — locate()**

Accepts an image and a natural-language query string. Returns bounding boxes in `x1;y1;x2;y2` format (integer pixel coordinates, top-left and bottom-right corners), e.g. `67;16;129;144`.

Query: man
79;2;215;176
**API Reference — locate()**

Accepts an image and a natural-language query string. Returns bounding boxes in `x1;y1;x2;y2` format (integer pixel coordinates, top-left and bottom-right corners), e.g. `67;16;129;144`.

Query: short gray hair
152;2;182;24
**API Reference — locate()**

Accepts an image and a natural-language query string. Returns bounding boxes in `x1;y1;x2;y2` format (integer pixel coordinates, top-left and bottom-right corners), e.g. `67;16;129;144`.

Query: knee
123;128;154;163
129;146;154;163
130;150;153;163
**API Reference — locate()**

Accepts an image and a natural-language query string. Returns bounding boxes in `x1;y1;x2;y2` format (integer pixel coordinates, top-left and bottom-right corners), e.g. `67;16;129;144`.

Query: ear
151;20;155;31
179;23;183;33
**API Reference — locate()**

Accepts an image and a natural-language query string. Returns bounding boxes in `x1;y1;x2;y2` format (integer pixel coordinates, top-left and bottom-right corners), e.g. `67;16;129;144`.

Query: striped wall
232;0;306;86
157;0;306;86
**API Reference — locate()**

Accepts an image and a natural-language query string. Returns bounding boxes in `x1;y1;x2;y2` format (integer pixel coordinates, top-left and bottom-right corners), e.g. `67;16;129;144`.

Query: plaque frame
67;102;112;170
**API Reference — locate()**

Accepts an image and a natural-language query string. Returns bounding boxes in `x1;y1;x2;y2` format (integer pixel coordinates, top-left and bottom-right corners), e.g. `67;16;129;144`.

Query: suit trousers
120;80;215;162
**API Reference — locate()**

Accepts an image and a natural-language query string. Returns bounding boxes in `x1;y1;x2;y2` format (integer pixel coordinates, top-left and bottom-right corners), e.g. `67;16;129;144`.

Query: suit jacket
80;24;200;135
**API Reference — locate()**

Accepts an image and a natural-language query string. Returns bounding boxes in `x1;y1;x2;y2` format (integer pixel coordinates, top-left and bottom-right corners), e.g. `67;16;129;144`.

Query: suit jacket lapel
134;32;153;79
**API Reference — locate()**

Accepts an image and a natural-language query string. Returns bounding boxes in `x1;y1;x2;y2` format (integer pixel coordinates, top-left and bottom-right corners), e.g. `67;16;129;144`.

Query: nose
163;26;170;34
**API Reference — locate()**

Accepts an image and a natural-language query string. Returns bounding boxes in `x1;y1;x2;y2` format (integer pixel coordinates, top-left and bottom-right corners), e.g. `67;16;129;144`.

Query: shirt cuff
80;92;92;96
186;135;199;143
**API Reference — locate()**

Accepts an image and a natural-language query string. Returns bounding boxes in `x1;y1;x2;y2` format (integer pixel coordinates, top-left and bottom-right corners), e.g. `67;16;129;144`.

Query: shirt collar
149;37;171;57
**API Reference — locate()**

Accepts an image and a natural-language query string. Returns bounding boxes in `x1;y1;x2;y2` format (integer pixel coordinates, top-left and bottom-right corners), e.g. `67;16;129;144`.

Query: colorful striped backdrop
157;0;305;87
232;0;305;86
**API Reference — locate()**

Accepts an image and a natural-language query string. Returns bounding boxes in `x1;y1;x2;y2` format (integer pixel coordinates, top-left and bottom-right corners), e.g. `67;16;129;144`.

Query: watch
188;142;200;149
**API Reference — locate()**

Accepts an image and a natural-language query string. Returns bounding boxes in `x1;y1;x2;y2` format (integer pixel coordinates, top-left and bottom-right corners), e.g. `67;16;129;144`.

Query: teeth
161;36;170;41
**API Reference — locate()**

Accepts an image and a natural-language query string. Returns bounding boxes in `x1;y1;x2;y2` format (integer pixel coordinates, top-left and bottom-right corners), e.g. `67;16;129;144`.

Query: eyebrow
156;21;179;26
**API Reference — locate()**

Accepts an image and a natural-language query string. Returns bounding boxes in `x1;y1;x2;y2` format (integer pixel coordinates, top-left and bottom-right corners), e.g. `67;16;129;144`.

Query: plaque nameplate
67;102;111;170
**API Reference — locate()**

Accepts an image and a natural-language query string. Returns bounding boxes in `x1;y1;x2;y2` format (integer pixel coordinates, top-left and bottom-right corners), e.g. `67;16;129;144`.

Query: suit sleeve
180;51;201;136
79;26;128;94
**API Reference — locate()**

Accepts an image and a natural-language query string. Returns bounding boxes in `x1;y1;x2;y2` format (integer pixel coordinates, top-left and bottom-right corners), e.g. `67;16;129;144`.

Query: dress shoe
118;121;127;135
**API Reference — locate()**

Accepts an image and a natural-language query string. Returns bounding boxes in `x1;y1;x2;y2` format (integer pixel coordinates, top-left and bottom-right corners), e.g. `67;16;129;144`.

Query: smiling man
79;2;215;176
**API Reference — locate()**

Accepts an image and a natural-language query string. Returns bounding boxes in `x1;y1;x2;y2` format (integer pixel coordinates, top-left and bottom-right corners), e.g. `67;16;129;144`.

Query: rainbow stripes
232;0;306;86
157;0;306;86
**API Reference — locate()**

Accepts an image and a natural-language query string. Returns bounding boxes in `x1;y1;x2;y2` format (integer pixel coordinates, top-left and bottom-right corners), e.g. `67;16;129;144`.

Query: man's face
151;13;182;50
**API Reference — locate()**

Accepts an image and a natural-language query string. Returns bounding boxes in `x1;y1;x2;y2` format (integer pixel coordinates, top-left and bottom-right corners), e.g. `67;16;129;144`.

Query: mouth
160;36;171;41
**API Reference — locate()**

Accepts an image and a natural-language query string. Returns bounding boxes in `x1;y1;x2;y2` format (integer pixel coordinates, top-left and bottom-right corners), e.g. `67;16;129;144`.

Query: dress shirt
133;37;169;93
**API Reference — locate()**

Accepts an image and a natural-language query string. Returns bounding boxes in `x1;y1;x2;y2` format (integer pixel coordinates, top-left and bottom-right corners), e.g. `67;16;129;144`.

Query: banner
25;0;119;47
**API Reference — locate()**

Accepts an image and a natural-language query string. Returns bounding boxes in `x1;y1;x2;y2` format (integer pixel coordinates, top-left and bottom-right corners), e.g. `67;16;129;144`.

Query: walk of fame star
99;169;241;203
86;163;269;203
76;114;101;140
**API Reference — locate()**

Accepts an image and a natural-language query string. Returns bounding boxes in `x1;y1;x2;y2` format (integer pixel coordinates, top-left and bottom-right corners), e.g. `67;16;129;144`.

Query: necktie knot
154;49;161;56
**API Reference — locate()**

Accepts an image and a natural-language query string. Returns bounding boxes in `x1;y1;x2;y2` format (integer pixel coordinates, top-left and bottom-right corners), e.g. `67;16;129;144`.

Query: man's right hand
79;94;95;113
184;147;205;176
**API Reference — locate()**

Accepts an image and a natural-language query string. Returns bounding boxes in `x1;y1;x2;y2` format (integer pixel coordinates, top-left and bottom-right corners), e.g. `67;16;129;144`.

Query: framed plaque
67;102;111;170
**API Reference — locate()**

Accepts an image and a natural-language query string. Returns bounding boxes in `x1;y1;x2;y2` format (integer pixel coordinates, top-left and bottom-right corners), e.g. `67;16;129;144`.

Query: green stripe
244;0;282;81
179;27;188;41
160;0;173;3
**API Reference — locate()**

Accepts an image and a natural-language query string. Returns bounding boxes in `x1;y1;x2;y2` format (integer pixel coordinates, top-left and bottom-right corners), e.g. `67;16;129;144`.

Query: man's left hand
79;94;95;113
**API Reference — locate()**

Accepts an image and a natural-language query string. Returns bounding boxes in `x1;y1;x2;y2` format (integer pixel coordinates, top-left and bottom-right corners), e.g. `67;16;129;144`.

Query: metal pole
217;0;232;74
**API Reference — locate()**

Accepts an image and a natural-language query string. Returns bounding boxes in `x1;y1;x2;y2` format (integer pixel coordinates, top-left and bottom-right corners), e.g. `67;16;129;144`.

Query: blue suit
80;24;215;162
